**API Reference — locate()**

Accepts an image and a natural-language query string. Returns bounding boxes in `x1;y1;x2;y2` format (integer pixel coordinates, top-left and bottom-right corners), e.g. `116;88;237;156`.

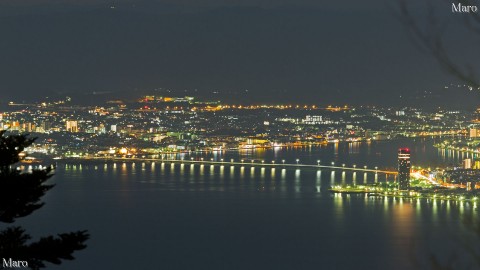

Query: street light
282;159;285;164
317;160;320;166
296;159;299;164
331;162;335;166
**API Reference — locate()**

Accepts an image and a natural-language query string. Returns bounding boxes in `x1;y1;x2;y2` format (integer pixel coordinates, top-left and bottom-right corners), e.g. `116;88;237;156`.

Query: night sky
1;0;479;107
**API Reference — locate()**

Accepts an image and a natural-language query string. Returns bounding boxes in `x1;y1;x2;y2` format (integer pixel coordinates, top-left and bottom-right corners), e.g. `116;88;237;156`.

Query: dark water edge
13;138;480;270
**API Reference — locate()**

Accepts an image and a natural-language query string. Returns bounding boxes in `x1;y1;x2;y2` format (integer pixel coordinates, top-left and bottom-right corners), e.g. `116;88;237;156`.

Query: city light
5;93;477;205
3;9;478;269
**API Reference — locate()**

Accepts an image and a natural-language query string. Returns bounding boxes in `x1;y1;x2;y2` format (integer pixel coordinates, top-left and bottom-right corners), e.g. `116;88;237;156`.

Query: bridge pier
66;157;398;179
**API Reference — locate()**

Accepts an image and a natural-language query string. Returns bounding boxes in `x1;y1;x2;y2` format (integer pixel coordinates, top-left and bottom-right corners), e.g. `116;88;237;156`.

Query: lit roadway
411;171;440;186
411;171;465;188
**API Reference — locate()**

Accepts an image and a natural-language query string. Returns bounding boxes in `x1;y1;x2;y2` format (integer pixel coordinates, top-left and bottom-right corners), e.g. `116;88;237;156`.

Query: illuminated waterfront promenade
64;156;397;175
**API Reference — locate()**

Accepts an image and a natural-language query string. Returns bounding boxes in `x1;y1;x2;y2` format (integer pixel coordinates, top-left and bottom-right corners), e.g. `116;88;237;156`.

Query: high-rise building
21;122;34;132
41;121;52;132
66;120;78;132
398;148;411;190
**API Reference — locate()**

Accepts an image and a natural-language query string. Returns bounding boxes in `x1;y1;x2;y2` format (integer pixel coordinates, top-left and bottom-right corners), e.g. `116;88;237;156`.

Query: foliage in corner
0;131;89;269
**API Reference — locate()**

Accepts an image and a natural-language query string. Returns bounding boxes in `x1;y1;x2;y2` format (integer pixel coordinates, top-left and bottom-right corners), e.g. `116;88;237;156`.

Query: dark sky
1;0;479;107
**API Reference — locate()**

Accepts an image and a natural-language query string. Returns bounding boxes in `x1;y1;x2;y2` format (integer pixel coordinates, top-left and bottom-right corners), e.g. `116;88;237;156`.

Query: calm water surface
16;138;480;270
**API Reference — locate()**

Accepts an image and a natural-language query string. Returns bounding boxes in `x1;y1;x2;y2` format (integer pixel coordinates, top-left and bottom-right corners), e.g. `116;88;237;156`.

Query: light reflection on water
60;161;478;216
316;170;321;191
330;171;335;187
49;139;480;270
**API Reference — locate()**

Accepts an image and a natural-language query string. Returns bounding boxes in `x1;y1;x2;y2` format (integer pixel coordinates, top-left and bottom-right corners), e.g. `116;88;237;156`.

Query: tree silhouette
0;131;88;270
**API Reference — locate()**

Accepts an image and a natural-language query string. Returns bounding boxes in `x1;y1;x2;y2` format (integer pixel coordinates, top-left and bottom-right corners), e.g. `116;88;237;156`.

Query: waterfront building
469;128;480;138
398;148;411;190
466;182;474;191
474;160;480;169
10;121;20;131
463;158;472;169
21;122;35;132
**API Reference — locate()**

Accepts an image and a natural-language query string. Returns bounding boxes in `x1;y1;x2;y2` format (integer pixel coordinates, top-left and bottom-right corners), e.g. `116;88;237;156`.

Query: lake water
15;138;480;270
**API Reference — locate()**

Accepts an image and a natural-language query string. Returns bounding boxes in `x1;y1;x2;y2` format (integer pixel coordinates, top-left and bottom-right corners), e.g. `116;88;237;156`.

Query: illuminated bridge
73;157;398;175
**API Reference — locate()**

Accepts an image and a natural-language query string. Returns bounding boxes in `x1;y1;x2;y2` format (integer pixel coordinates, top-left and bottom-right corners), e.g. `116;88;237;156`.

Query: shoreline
330;186;479;204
